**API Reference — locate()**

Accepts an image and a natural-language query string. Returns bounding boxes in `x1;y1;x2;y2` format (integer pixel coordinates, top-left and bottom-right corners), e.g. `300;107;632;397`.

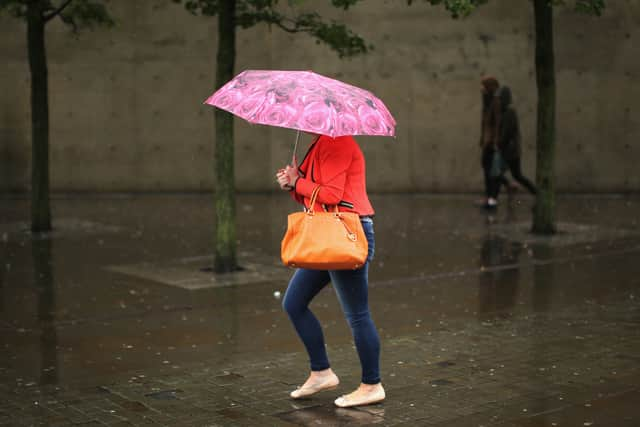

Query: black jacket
498;86;521;161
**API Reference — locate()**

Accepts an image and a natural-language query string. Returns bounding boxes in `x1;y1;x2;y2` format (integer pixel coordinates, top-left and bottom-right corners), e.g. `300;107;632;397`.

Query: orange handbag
281;186;368;270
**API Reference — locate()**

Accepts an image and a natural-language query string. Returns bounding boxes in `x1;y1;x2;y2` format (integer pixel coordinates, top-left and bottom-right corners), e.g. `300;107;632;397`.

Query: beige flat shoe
290;374;340;399
334;386;385;408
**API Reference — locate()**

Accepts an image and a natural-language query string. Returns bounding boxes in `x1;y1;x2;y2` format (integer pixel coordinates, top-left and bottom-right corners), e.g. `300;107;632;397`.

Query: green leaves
174;0;369;58
329;0;361;10
408;0;488;18
574;0;605;15
409;0;605;18
274;12;369;57
0;0;27;18
1;0;114;29
57;0;114;31
173;0;220;16
550;0;605;15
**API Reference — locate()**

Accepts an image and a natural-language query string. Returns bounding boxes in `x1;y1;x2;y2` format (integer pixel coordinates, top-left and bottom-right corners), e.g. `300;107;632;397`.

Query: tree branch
271;16;307;33
44;0;74;22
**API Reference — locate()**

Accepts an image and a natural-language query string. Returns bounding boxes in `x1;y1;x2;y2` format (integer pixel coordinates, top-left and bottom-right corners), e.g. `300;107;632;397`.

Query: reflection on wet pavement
276;405;385;425
1;193;639;425
32;237;58;386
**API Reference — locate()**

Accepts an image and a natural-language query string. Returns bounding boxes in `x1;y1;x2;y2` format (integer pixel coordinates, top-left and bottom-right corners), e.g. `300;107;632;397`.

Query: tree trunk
532;0;556;234
213;0;238;272
27;2;51;232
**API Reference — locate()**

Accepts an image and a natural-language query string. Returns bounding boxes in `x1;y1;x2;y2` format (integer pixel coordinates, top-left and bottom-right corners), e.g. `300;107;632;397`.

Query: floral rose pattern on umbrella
257;102;300;127
337;113;360;135
358;104;383;134
303;100;334;135
210;88;243;111
205;70;396;138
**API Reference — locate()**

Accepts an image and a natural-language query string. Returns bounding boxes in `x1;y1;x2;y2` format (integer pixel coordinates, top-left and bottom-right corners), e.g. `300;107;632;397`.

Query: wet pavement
1;193;639;426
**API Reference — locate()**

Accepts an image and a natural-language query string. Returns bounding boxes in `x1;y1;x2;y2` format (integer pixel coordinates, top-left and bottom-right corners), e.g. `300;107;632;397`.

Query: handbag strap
307;186;321;214
308;186;338;214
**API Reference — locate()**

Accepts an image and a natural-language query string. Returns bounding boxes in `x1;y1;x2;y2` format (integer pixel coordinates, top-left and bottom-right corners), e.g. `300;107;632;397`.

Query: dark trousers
483;148;537;199
481;147;503;199
504;156;537;196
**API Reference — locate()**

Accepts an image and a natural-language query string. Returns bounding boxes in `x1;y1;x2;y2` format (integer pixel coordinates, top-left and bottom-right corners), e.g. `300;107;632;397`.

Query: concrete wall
1;0;638;193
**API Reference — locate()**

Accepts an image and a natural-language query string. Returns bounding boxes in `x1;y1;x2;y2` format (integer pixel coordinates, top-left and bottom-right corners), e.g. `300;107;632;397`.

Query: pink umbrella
204;70;396;141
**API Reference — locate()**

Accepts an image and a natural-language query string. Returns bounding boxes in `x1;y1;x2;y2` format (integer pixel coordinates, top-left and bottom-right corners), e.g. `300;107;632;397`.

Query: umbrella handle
292;130;300;165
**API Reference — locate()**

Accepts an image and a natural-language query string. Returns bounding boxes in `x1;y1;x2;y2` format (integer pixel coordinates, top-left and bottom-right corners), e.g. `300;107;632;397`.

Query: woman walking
276;133;385;408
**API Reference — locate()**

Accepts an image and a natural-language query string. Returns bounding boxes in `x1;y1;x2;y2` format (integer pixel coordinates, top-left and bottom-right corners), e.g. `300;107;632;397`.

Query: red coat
291;135;375;216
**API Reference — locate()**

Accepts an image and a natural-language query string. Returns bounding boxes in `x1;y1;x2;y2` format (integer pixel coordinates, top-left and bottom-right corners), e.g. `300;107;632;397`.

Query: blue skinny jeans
282;219;380;384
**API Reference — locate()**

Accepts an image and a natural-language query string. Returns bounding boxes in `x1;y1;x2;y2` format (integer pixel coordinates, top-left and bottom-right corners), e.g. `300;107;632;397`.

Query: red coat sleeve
289;187;303;204
294;137;353;205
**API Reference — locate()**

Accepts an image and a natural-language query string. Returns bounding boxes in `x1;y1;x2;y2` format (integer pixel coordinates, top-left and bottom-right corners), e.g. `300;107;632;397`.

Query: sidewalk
1;194;639;426
1;293;638;426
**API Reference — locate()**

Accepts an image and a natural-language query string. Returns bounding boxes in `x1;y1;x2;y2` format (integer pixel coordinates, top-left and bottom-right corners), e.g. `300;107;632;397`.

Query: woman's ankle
359;382;382;391
310;368;334;378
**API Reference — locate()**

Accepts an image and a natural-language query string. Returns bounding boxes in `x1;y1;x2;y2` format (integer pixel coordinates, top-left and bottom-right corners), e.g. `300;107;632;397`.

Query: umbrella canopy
204;70;396;138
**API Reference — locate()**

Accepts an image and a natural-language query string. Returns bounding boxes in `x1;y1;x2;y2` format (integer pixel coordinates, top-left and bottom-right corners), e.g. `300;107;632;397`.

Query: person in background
479;76;515;209
496;86;537;201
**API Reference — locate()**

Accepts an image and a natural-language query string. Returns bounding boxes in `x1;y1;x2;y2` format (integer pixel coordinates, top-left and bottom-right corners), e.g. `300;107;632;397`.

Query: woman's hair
481;76;500;93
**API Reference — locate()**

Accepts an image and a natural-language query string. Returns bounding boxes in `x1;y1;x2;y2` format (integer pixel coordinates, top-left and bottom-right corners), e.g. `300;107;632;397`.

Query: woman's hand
284;164;299;188
275;157;299;191
276;169;292;191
